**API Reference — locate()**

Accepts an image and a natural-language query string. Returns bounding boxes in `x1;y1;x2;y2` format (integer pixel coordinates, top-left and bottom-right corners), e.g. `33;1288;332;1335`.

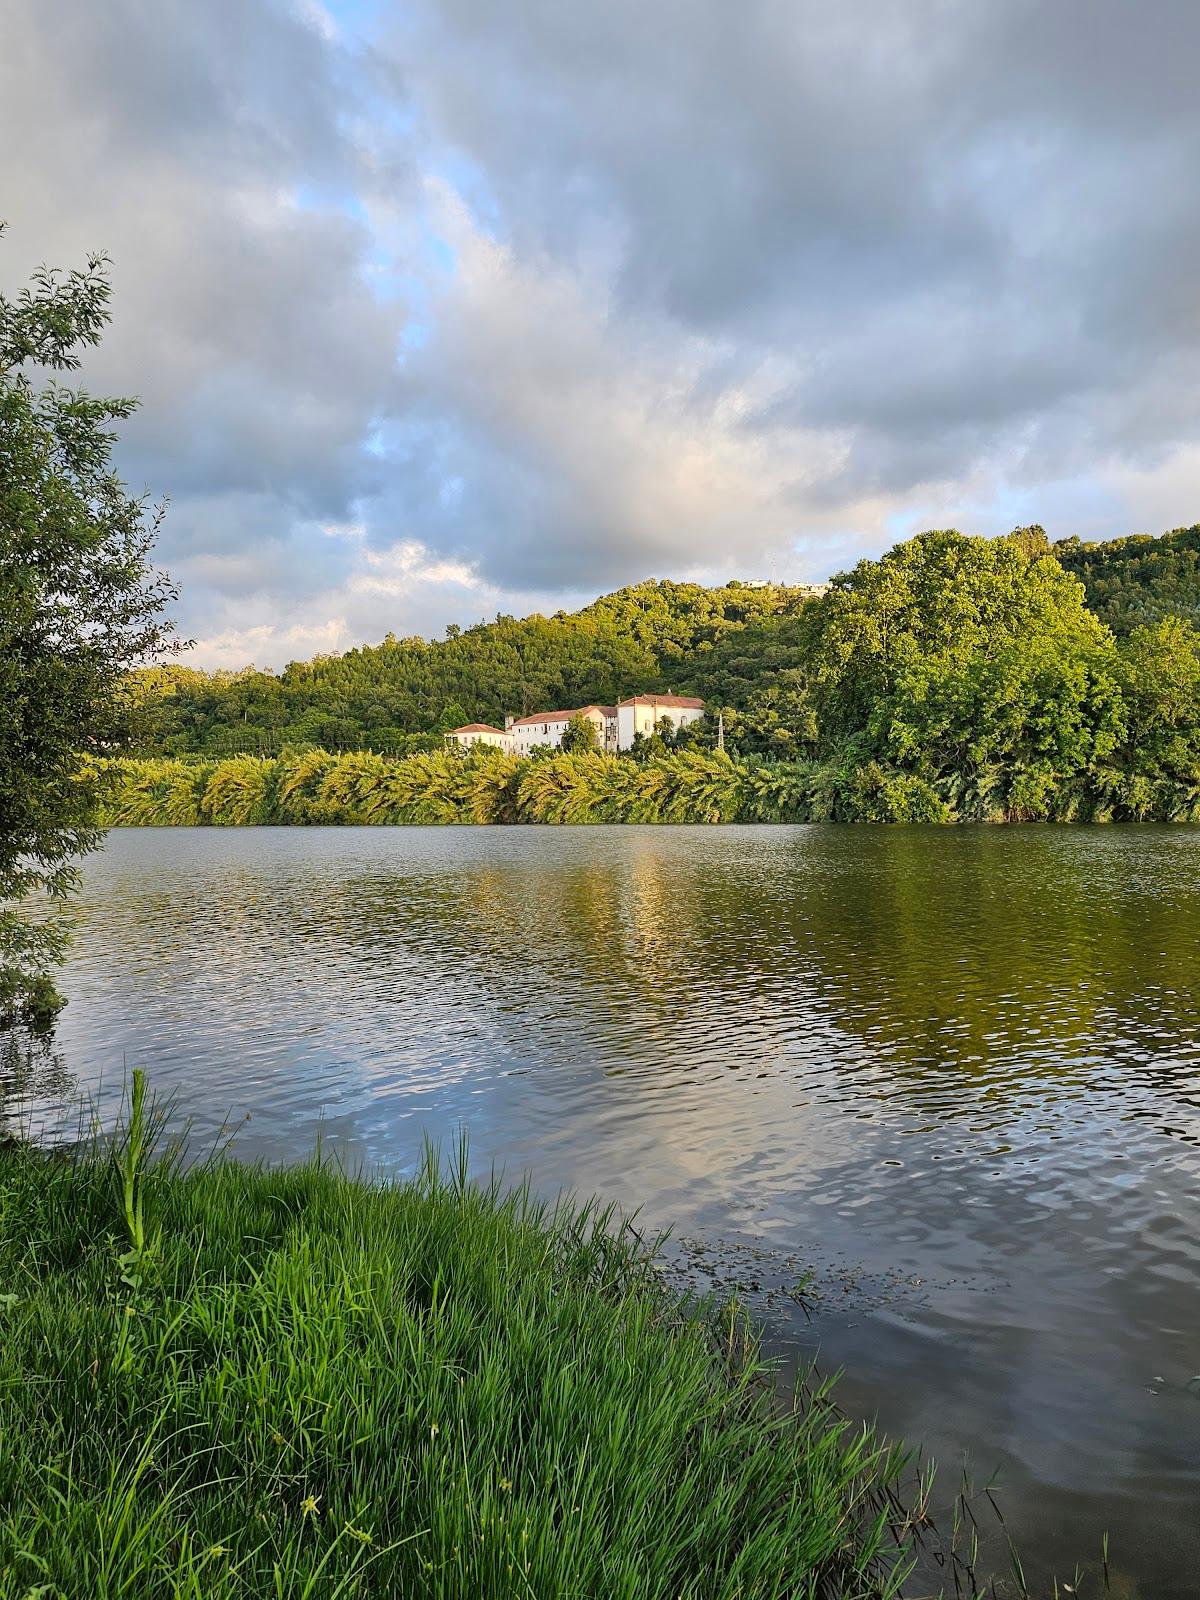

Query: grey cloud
386;0;1200;501
3;0;1199;665
0;0;410;624
29;0;353;184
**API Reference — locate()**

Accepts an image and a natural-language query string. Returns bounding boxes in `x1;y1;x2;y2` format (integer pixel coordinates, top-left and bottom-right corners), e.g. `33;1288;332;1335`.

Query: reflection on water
4;825;1200;1595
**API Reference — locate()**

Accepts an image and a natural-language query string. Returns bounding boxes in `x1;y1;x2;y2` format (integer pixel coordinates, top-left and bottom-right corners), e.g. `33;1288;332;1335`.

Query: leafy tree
1112;617;1200;811
127;579;821;755
91;519;1200;829
628;718;680;762
560;713;599;753
1055;525;1200;634
809;529;1114;773
1006;523;1051;561
435;700;471;733
0;232;175;1025
119;523;1200;765
731;672;817;756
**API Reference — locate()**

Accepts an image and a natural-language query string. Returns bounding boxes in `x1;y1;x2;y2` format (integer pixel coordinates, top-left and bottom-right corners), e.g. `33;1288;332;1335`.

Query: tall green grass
0;1087;917;1598
90;746;1200;827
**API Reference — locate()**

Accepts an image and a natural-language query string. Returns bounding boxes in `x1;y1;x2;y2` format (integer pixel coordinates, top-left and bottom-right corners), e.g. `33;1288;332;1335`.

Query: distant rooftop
618;694;705;710
510;705;616;727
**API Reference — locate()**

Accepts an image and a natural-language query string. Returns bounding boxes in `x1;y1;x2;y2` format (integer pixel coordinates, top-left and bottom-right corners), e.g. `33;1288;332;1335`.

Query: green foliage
95;756;214;827
97;563;1200;831
1055;524;1200;633
274;747;341;824
201;754;275;826
560;712;599;754
122;521;1200;803
1110;617;1200;820
0;1130;918;1598
130;580;818;757
434;700;471;734
809;528;1108;752
0;230;174;1022
99;525;1200;828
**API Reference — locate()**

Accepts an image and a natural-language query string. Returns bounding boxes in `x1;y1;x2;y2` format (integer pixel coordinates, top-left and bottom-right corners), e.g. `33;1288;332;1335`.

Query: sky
2;0;1199;669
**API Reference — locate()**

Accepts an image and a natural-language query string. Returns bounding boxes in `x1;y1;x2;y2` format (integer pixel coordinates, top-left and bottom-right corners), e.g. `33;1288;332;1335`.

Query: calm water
4;825;1200;1596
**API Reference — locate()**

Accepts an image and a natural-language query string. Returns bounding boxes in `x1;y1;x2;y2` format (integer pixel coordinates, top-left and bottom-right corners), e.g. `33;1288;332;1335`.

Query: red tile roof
510;710;574;727
618;694;705;710
510;705;616;727
449;723;509;735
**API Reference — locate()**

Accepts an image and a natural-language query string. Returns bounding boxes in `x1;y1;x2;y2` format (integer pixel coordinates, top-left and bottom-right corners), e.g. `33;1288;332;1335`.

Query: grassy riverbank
0;1096;917;1598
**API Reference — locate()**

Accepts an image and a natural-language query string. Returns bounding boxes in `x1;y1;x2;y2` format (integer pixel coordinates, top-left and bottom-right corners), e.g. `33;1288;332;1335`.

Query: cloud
0;0;413;659
185;532;561;671
370;183;870;591
3;0;1199;664
381;0;1200;541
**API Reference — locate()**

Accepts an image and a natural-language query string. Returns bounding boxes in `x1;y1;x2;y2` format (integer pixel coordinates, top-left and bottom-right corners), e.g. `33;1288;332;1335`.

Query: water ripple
4;824;1200;1594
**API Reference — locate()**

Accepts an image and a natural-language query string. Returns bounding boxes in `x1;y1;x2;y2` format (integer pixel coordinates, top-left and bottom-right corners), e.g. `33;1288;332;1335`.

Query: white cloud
3;0;1198;668
193;618;347;672
188;536;501;667
358;541;479;593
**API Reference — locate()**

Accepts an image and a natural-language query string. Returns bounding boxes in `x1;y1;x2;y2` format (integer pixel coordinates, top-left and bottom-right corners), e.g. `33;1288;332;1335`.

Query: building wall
615;703;703;750
577;708;614;751
455;701;699;755
511;717;570;753
511;708;613;753
447;728;514;750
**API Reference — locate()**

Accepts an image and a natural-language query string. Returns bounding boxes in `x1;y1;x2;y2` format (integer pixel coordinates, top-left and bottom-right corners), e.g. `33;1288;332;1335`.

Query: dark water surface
4;825;1199;1595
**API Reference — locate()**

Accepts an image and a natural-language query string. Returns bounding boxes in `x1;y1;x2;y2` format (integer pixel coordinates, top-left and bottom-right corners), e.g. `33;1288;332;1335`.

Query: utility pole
717;711;725;753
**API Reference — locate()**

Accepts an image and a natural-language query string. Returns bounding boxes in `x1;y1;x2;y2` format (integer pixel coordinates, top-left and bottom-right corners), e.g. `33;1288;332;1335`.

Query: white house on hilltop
448;694;705;753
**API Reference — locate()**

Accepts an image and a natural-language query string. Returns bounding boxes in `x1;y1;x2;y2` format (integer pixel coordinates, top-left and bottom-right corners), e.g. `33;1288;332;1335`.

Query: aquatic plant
96;757;214;827
740;759;816;823
201;754;276;826
274;747;340;824
316;750;391;824
516;751;616;823
95;742;1200;828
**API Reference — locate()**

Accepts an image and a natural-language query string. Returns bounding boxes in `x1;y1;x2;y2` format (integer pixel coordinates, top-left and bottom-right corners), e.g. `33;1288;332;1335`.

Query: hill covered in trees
1054;523;1200;633
133;579;820;756
114;525;1200;824
134;522;1200;761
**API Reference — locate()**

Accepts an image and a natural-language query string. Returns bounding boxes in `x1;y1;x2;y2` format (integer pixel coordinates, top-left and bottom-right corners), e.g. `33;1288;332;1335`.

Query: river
3;824;1199;1596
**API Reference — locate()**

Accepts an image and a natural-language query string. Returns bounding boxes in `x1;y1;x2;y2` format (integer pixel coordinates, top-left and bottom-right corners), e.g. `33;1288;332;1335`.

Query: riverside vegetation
94;738;1200;827
0;1076;926;1599
0;236;1145;1596
0;231;176;1024
108;525;1200;825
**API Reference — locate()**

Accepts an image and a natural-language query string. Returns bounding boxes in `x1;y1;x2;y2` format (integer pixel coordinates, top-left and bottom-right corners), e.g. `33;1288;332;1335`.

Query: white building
445;723;515;750
615;694;705;750
507;704;618;753
449;694;706;755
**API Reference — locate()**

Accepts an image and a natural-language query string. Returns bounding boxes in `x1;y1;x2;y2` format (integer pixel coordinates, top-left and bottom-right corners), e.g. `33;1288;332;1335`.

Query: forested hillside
133;580;820;755
132;524;1200;761
1054;524;1200;632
